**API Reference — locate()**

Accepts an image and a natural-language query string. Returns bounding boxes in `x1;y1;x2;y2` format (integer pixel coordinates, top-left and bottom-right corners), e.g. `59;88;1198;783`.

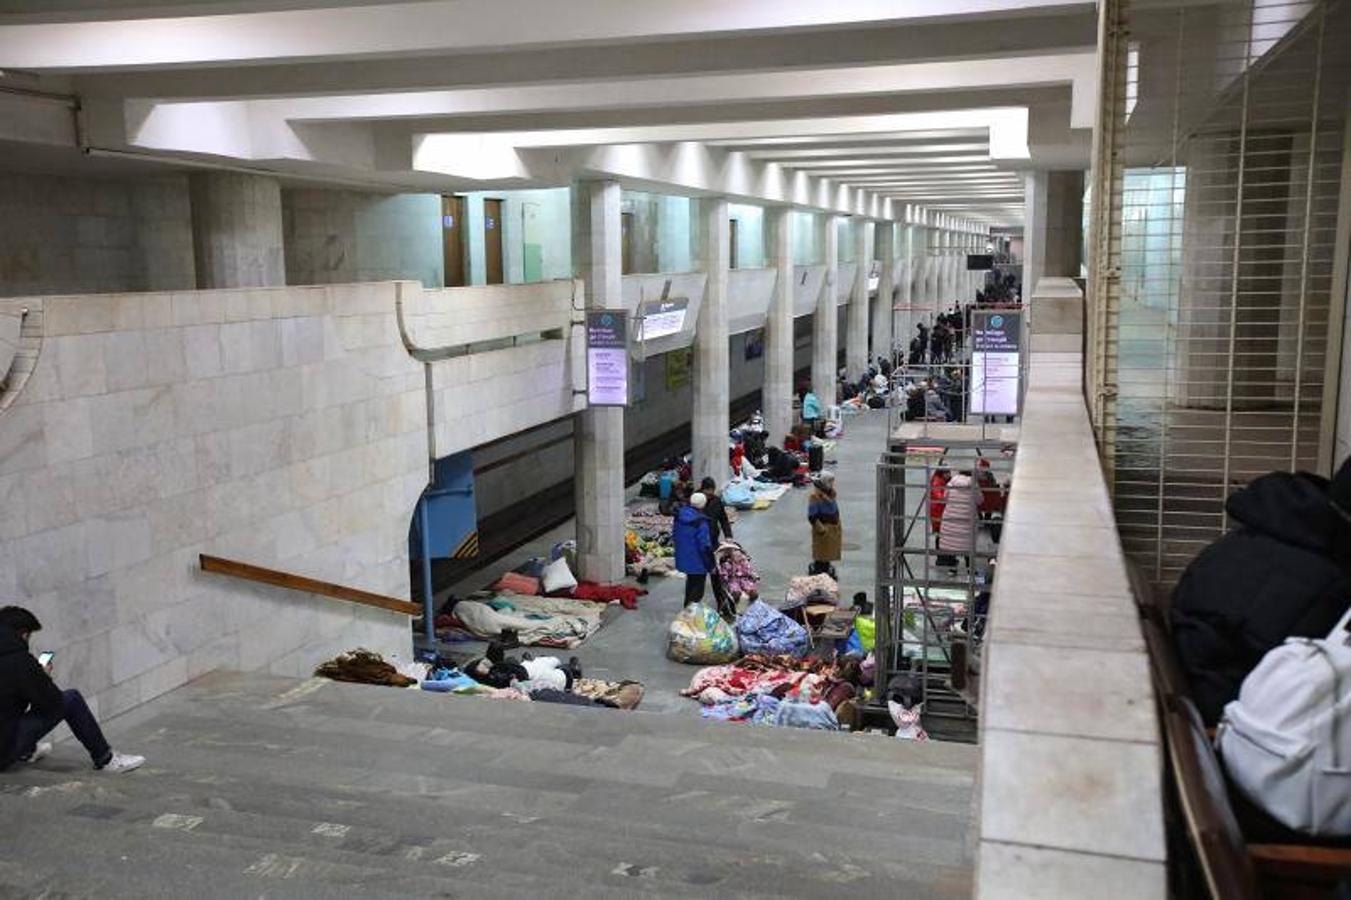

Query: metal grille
1086;0;1350;587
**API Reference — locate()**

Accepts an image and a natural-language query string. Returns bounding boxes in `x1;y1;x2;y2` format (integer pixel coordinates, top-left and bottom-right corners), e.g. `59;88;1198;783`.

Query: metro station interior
1;1;1350;897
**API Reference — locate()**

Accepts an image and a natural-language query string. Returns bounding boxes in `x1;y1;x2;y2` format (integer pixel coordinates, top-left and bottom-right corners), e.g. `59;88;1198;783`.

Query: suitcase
808;444;824;472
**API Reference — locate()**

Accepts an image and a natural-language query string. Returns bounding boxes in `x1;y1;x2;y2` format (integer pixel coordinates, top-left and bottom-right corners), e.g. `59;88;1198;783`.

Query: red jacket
928;469;951;533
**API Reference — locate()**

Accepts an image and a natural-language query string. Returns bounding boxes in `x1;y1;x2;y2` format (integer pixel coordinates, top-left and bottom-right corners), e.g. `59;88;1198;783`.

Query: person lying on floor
462;638;582;691
0;606;144;774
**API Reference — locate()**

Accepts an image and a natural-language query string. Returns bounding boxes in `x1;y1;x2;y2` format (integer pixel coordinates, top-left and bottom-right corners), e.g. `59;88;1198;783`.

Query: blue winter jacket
802;392;822;420
672;505;714;575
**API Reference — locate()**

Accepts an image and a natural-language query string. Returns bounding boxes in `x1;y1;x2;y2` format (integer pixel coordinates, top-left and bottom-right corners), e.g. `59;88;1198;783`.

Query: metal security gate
1086;0;1351;588
874;436;1015;743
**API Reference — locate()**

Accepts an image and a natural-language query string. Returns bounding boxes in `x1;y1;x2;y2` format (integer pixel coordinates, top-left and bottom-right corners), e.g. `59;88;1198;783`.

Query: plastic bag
736;600;809;657
855;615;876;652
666;603;740;665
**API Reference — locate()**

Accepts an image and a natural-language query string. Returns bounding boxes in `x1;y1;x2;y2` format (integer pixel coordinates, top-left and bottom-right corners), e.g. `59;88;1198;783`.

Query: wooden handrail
199;554;421;617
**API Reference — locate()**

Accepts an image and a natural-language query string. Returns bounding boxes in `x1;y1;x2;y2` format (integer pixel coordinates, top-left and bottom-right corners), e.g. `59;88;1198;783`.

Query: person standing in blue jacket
801;387;822;434
673;492;715;606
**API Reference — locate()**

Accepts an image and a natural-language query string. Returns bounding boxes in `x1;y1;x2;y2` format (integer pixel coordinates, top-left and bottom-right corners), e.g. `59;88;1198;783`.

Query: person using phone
0;606;144;773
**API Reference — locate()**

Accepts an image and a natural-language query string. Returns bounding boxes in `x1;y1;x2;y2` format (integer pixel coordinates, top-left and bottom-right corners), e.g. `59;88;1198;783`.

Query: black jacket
1170;472;1351;724
0;625;62;761
704;494;733;543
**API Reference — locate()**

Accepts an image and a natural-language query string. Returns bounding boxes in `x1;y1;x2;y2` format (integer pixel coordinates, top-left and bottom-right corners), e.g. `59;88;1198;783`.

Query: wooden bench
1132;561;1351;895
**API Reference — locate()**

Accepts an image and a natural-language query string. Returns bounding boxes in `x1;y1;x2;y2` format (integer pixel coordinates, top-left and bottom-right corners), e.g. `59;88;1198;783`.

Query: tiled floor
434;409;892;714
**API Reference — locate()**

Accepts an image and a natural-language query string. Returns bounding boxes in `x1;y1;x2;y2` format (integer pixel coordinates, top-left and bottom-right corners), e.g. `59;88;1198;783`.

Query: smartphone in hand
37;651;54;670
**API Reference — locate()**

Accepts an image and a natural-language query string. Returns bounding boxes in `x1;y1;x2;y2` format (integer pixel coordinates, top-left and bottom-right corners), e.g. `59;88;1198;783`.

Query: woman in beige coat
808;471;842;571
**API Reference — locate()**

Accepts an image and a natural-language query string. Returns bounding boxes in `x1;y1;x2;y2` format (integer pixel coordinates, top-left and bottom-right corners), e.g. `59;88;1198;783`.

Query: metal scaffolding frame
873;433;1015;743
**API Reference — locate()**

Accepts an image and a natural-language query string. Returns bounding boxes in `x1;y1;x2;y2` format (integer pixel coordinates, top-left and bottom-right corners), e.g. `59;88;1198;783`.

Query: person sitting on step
0;606;145;774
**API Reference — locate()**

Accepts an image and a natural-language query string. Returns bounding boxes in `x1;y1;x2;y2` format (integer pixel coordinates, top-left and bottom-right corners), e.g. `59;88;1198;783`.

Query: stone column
873;220;896;365
1046;171;1085;279
921;225;937;314
691;196;730;484
812;213;839;403
1024;172;1048;293
189;172;285;288
571;181;626;583
846;217;872;379
934;226;949;311
897;224;916;355
764;206;795;443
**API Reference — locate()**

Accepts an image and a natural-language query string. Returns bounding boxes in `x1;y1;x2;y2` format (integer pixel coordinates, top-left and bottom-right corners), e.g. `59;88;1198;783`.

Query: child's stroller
711;540;759;620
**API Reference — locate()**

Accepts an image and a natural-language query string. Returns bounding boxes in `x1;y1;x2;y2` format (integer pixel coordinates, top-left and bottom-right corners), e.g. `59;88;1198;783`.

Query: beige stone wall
0;282;426;720
399;280;588;460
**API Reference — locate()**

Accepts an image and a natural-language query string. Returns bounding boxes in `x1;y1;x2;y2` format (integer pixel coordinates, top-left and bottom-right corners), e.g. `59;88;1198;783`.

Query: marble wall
0;173;196;298
399;280;588;461
0;282;427;720
283;189;443;288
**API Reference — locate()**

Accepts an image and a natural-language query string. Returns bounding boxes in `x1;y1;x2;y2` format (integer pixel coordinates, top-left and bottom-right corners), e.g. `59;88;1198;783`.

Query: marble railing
973;283;1166;897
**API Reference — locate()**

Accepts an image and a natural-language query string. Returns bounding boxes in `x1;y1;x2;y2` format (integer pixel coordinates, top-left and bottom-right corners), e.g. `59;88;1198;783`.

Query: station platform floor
430;409;890;714
0;669;977;899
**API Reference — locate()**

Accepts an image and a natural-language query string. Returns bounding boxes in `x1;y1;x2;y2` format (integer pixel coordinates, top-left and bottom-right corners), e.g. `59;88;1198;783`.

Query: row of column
178;171;992;582
571;180;988;580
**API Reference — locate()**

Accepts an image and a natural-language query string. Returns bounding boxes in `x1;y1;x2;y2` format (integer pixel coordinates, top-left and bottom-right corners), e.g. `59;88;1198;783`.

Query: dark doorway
484;198;505;284
621;211;636;274
441;195;466;287
729;218;740;269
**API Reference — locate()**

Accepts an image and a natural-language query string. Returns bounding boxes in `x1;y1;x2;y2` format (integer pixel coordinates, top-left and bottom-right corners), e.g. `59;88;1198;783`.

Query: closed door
484;198;504;285
621;211;635;274
441;195;466;286
729;218;739;269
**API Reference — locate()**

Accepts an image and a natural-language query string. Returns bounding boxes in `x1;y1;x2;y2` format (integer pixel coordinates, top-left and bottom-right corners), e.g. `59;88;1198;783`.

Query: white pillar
691;196;730;485
571;181;626;582
189;172;284;288
765;207;795;443
873;220;896;365
1024;171;1048;293
812;214;839;403
846;217;872;379
897;224;916;355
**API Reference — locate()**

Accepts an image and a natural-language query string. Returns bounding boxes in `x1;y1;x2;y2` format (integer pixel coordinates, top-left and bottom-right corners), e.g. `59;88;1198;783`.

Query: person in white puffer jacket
938;471;980;558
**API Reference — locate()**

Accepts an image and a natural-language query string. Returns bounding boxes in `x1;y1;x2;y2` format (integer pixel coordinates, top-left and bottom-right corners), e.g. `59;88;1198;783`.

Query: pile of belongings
637;456;692;498
420;641;645;710
667;602;740;664
681;654;866;731
720;479;791;511
480;552;648;611
784;573;841;608
315;649;418;688
736;600;809;656
625;502;679;576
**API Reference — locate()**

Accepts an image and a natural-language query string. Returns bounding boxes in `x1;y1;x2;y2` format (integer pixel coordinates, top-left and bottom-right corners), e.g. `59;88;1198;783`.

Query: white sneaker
21;742;53;764
99;752;145;774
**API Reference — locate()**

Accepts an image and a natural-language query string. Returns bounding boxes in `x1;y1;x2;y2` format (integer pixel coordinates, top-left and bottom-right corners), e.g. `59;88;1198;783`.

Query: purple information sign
586;310;629;407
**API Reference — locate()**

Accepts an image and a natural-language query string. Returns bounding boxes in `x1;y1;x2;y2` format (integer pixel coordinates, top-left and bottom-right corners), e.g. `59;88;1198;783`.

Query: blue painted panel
409;451;479;560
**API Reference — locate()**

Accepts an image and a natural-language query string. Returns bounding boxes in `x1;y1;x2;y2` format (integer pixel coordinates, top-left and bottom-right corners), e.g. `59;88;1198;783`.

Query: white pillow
541;556;578;593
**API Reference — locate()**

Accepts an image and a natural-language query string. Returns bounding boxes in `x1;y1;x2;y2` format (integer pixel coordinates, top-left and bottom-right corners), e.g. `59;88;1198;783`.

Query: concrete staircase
0;670;977;899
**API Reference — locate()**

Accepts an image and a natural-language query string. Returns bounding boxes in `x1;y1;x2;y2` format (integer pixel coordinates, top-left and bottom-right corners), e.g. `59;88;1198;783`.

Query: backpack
1215;613;1351;835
